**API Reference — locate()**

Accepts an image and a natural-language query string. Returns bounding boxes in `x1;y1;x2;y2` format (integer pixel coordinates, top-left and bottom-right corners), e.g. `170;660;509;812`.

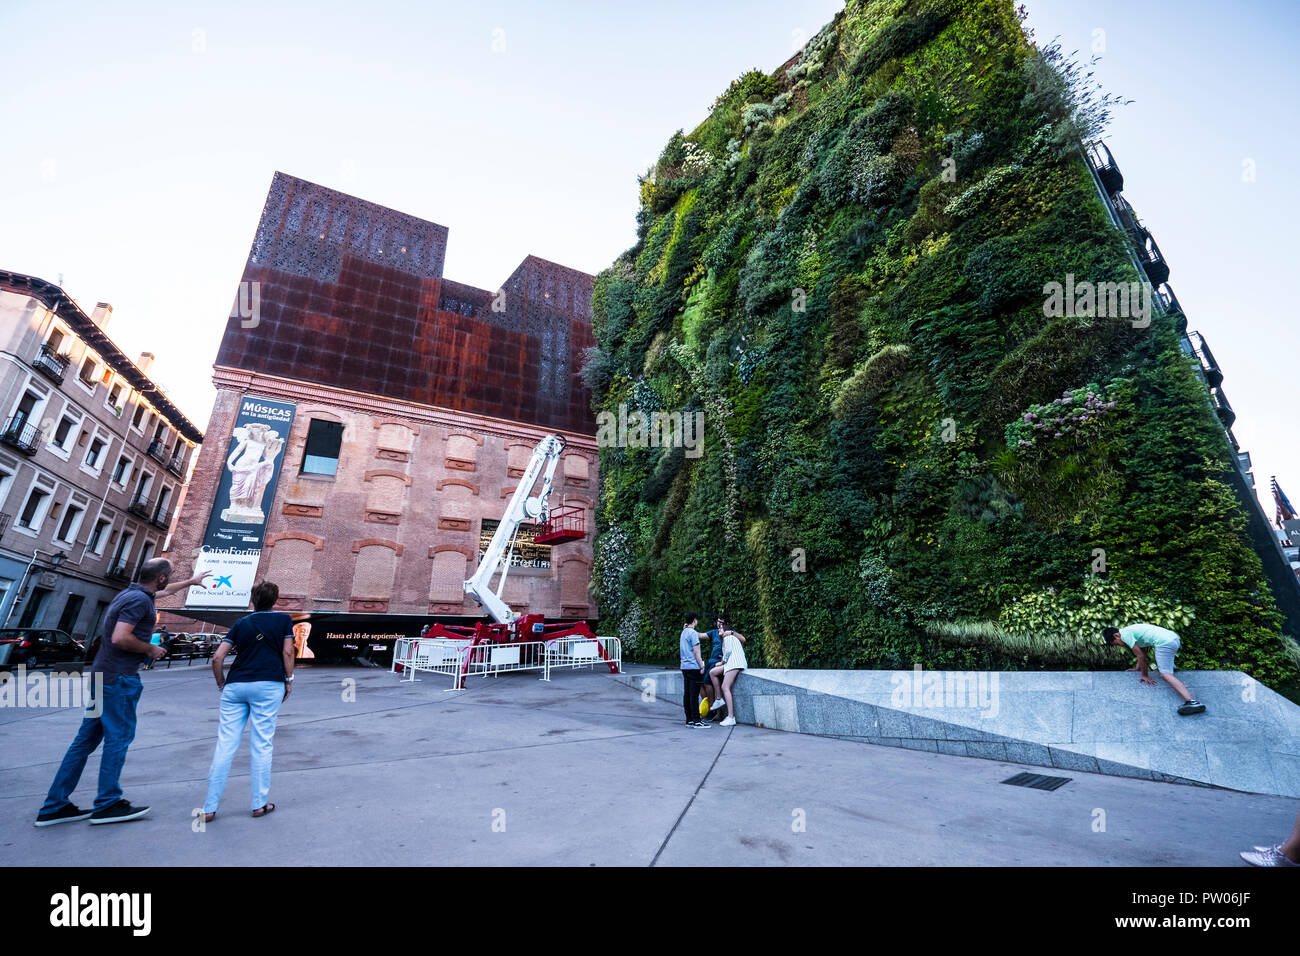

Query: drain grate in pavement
1001;772;1071;792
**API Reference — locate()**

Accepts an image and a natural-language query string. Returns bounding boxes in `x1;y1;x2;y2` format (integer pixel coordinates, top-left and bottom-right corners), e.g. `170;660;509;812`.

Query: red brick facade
158;369;597;625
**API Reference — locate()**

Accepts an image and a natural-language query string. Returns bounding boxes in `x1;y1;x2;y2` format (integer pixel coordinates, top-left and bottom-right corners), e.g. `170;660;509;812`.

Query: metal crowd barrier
392;637;472;684
393;635;622;689
542;636;620;681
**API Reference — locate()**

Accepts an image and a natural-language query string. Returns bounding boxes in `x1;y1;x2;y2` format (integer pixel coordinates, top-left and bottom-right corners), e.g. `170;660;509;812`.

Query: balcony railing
33;344;70;382
166;452;186;477
1;415;41;455
0;512;10;537
1188;331;1224;389
146;439;168;463
150;507;172;530
128;494;153;518
1085;141;1124;196
1212;387;1236;428
1111;195;1171;286
1153;283;1187;333
106;561;130;581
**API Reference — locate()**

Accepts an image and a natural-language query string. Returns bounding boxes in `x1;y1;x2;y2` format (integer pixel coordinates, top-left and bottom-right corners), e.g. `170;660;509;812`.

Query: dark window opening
301;419;344;476
54;416;75;446
19;488;48;527
478;518;551;570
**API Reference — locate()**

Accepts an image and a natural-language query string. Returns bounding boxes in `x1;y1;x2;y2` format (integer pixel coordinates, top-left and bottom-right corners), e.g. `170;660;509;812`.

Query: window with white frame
17;485;52;531
87;518;112;555
56;502;85;545
106;381;124;415
10;386;46;430
51;412;79;451
84;434;108;471
77;356;98;391
112;455;132;486
111;531;134;572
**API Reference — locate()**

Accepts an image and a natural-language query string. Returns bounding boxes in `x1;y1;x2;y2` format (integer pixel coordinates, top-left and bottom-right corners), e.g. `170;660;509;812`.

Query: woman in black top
201;580;295;820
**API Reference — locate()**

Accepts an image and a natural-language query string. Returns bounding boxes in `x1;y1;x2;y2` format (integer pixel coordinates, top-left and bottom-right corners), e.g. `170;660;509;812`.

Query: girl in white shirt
708;624;747;727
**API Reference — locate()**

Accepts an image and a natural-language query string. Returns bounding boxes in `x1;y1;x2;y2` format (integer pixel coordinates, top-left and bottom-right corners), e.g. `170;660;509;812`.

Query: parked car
162;634;200;659
0;629;86;670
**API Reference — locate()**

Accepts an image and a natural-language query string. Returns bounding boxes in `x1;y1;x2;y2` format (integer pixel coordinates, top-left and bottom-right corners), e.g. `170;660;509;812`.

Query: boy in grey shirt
679;613;709;728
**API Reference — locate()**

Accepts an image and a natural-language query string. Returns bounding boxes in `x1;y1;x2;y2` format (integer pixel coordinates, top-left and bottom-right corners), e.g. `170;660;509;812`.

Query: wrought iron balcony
1085;141;1124;196
1188;331;1224;389
1111;195;1170;286
1137;237;1170;286
1153;284;1187;333
1;415;41;455
146;439;168;463
1212;387;1235;428
33;344;70;382
166;452;186;477
106;561;130;581
128;493;153;518
150;507;172;530
0;512;10;537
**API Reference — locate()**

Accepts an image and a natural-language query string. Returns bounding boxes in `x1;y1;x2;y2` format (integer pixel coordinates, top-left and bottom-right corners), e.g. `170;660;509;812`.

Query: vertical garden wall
586;0;1300;692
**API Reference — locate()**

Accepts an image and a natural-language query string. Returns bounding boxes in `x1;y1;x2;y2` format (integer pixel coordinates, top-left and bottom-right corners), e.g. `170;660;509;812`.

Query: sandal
251;803;276;818
203;812;216;823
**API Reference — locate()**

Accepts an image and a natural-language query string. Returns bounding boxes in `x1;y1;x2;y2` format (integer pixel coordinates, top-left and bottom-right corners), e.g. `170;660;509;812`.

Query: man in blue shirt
35;558;209;826
679;613;710;728
701;615;728;719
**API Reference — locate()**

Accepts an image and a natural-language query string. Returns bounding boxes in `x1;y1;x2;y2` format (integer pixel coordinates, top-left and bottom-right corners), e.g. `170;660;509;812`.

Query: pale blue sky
0;1;1294;515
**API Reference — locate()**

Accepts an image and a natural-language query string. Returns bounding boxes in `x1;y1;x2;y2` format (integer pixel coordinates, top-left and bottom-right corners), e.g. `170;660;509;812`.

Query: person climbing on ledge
1100;623;1206;716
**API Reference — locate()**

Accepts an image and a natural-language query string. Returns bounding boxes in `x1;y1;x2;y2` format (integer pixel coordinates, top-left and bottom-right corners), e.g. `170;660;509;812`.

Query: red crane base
414;614;614;689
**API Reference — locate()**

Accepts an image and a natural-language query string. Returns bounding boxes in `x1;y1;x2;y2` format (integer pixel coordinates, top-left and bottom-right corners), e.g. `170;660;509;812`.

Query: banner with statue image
185;396;296;608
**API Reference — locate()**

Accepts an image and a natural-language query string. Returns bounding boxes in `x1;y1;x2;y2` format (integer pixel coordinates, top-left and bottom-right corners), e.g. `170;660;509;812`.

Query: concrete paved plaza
1;662;1295;866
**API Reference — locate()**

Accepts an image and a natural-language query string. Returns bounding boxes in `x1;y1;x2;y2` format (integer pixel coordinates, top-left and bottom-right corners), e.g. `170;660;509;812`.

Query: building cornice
0;270;204;444
212;366;598;450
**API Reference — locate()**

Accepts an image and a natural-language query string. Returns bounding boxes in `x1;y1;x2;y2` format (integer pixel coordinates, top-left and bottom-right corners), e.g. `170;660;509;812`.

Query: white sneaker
710;699;726;712
1240;845;1298;867
719;716;736;727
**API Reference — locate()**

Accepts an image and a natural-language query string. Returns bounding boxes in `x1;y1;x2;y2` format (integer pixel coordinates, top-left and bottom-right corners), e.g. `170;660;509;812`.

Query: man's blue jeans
203;680;284;813
42;673;143;813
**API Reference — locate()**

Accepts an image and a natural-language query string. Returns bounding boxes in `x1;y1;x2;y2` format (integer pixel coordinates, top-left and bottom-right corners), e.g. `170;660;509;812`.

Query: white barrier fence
542;636;621;681
392;635;621;688
391;637;472;683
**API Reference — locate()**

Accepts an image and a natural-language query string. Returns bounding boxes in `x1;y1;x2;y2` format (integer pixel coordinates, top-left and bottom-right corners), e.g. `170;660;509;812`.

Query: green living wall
586;0;1300;692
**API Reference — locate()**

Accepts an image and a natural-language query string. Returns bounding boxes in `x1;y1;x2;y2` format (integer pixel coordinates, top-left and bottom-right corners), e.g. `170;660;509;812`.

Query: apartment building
0;271;203;639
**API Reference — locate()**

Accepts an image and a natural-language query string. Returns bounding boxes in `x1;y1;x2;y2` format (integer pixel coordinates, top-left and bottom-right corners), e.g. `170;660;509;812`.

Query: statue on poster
221;423;285;524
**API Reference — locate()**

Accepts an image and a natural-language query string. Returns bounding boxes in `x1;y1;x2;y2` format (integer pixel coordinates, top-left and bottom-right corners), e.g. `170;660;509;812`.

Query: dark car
0;629;86;670
162;634;200;658
191;634;224;658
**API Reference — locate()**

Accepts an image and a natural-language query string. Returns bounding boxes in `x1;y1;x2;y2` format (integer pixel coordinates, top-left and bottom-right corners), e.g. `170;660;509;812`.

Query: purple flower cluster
1009;385;1120;452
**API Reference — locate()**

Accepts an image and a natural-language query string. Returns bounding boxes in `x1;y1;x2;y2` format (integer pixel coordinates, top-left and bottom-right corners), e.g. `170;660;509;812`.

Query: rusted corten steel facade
159;173;597;633
214;172;595;434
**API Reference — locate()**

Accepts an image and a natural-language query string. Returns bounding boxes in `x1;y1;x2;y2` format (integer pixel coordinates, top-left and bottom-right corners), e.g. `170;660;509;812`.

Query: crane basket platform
534;504;585;544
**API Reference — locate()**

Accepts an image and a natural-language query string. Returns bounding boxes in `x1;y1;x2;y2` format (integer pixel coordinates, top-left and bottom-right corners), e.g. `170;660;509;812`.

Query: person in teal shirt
1101;623;1205;715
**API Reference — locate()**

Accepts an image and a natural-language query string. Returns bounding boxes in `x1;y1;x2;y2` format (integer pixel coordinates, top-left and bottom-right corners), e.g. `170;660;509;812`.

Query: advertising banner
186;396;296;608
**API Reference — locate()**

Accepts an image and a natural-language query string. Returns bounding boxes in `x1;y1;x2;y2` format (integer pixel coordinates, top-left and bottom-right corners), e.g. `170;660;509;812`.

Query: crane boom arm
463;433;566;624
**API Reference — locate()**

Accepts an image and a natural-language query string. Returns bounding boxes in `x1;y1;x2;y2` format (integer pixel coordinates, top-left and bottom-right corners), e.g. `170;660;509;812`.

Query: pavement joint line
0;726;689;802
0;684;678;773
0;696;470;772
650;723;734;867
